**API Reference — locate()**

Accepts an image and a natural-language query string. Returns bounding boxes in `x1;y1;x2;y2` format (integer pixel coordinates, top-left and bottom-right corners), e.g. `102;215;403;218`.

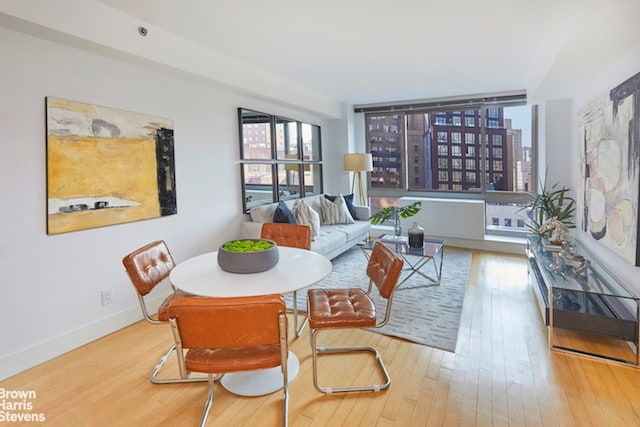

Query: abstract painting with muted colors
578;72;640;266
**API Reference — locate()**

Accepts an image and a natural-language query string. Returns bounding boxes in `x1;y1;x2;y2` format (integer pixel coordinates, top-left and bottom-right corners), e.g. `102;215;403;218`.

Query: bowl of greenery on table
217;239;279;274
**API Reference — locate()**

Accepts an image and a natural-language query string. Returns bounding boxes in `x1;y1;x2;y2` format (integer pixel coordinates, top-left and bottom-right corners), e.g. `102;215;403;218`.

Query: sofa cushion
292;199;320;240
319;194;355;225
328;221;371;242
310;227;347;255
273;201;295;223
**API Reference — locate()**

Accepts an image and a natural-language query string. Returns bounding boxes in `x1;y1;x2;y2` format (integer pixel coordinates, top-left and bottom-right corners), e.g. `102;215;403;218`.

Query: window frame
238;108;323;213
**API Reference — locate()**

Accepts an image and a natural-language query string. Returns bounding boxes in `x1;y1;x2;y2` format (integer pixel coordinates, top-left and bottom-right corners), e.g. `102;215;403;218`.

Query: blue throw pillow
273;201;295;223
324;193;357;220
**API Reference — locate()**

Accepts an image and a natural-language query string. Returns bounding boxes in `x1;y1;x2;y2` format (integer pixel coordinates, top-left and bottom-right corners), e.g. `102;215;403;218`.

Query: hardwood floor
2;251;640;426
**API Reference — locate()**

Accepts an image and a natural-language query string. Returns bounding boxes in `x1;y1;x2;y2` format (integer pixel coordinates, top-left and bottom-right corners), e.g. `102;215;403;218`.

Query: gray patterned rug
286;245;472;352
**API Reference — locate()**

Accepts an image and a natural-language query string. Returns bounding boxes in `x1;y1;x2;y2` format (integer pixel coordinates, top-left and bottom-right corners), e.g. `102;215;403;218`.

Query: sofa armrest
354;205;371;221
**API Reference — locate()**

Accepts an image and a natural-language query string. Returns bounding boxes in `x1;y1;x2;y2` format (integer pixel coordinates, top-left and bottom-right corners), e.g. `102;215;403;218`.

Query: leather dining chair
261;222;312;337
122;240;206;384
168;294;289;427
307;241;404;394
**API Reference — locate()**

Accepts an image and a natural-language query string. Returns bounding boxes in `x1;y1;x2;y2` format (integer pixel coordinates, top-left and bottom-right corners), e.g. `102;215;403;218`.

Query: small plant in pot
522;176;575;244
369;201;422;236
217;239;279;274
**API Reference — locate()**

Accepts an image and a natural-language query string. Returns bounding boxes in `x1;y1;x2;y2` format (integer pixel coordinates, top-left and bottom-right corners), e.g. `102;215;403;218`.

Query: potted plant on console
523;176;576;245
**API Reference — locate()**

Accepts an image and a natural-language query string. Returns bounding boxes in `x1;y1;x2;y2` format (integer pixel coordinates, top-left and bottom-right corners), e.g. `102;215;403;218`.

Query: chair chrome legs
291;291;308;338
309;329;391;394
150;343;208;384
198;374;215;427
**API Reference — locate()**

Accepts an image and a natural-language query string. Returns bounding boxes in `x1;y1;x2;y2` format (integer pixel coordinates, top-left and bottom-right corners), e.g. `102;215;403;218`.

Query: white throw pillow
292;199;320;240
319;193;355;225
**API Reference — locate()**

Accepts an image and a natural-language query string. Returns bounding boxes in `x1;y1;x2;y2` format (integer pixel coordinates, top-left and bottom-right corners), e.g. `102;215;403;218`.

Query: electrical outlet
101;289;113;306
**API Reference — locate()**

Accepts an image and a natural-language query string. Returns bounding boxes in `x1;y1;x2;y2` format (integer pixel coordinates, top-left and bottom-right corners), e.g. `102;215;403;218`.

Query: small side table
360;234;445;288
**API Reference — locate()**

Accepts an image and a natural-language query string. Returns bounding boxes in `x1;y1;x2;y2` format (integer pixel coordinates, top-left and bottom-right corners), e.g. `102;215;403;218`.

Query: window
466;171;476;182
465;116;475;127
465;158;476;169
239;108;322;212
358;95;535;237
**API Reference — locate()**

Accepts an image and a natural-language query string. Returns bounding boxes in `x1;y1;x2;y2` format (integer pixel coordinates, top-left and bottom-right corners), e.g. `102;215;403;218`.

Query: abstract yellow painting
46;97;176;234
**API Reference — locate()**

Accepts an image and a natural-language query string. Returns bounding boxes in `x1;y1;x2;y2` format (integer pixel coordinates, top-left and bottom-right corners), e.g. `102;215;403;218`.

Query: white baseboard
0;295;166;381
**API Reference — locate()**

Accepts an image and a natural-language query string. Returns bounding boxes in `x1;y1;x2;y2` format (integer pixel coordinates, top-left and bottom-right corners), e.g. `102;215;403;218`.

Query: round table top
169;246;332;297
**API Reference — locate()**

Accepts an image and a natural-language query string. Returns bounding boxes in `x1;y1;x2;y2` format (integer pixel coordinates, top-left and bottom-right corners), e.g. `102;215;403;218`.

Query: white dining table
169;246;332;396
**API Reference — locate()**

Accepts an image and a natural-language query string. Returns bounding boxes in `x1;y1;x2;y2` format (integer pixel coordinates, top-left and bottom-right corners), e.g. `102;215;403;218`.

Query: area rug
285;245;472;352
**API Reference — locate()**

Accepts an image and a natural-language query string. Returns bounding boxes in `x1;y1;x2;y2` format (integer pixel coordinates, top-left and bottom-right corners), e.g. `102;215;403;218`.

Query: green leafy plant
222;239;274;252
369;201;422;225
523;177;575;241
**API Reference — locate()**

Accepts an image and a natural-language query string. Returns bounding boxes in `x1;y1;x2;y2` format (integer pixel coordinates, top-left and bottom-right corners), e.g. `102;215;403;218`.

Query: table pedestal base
220;351;299;396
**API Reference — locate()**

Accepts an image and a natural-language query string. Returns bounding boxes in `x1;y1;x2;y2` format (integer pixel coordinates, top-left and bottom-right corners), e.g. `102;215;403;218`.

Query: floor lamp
344;153;373;206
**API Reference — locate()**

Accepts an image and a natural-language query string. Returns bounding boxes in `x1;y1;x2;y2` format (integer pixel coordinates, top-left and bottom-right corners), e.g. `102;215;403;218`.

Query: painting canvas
578;72;640;266
46;97;177;234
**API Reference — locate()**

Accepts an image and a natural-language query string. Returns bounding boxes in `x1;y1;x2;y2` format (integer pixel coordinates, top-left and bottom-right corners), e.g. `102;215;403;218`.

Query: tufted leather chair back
261;223;312;250
168;293;289;425
366;242;404;299
168;294;287;351
122;240;176;297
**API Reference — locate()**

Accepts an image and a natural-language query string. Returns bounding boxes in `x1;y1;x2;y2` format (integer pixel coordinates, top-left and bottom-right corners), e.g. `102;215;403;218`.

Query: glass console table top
528;238;634;299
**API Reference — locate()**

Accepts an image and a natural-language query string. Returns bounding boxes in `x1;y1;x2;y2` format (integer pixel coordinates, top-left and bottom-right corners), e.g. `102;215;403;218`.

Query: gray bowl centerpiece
217;239;279;274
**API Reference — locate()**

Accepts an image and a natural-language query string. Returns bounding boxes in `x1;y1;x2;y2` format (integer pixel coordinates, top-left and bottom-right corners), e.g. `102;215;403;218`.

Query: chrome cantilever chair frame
169;294;289;427
307;242;403;394
122;240;207;384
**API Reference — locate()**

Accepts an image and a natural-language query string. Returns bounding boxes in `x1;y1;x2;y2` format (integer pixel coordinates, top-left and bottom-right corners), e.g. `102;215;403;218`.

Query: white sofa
238;194;371;260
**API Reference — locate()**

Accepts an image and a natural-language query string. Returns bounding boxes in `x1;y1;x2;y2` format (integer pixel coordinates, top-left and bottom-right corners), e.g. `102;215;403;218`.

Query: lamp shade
343;153;373;172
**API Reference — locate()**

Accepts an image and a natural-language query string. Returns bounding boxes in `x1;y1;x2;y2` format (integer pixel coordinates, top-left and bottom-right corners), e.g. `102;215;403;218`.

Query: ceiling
3;0;638;112
94;0;592;106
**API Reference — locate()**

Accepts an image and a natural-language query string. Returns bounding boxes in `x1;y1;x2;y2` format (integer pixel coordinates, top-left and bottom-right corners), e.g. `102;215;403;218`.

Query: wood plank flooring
2;250;640;426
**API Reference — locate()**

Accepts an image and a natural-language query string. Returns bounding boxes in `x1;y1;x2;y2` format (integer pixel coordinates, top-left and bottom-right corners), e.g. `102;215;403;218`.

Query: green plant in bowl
218;239;279;274
222;239;274;252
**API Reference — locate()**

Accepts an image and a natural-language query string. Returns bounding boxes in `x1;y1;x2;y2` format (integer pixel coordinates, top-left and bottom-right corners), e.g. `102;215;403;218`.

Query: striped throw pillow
292;199;320;240
319;194;355;225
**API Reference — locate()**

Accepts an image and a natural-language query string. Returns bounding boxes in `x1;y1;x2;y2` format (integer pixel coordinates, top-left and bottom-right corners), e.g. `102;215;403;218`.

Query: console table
526;237;639;366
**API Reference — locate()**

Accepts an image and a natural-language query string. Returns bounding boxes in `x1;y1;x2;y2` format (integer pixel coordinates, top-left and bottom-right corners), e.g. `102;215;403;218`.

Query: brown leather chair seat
307;288;376;328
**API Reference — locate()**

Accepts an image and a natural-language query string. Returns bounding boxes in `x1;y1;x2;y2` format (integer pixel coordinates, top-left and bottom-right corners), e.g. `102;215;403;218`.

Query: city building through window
357;93;534;235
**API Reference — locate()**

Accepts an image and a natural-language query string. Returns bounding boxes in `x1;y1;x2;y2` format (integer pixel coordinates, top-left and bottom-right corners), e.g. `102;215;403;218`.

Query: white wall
0;26;328;380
